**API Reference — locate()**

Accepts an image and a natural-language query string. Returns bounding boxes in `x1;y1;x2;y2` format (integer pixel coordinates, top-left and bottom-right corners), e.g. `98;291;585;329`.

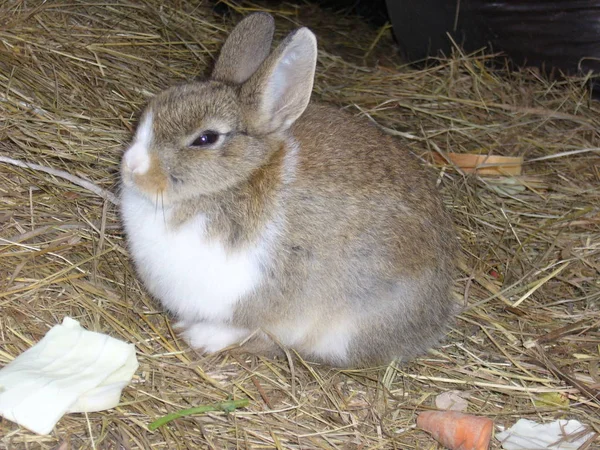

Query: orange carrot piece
417;410;493;450
429;152;524;176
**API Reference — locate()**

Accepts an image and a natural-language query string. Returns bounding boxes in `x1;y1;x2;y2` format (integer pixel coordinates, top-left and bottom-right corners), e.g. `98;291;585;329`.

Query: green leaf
148;398;250;430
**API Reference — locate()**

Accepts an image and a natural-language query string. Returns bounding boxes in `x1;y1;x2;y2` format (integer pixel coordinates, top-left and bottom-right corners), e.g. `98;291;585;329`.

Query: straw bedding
0;1;598;448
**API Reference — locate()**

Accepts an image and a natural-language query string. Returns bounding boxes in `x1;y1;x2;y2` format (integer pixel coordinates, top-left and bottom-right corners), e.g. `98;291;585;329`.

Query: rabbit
120;12;458;368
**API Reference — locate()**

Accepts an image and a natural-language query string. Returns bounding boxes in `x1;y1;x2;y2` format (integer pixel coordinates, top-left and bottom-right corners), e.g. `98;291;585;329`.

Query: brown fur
212;13;274;85
122;14;458;367
133;153;168;198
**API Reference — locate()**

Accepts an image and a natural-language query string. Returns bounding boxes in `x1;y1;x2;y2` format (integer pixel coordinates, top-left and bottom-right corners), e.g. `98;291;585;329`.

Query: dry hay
1;0;599;448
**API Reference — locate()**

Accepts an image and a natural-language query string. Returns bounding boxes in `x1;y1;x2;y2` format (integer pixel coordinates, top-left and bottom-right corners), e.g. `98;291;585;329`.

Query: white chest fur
120;189;271;322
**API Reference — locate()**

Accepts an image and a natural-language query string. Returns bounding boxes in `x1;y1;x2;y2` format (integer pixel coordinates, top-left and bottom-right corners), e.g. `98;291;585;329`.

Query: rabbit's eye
190;131;219;147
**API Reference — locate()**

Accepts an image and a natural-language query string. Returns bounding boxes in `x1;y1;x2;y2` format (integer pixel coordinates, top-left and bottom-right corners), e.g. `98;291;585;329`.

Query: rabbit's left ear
241;27;317;134
212;12;275;85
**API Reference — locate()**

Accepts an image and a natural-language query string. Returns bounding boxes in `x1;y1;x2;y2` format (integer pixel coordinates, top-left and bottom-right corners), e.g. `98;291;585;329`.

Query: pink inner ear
271;51;300;98
261;30;317;130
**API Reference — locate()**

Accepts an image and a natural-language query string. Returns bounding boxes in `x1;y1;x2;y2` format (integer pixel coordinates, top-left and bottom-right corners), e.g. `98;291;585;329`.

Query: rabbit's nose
124;145;150;175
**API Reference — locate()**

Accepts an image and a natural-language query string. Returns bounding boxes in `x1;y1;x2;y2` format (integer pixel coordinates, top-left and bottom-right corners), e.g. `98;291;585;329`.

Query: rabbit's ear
241;28;317;134
212;13;275;85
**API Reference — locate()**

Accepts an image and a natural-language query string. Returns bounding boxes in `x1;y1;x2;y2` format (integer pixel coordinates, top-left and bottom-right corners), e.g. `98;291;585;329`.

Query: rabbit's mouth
121;157;170;203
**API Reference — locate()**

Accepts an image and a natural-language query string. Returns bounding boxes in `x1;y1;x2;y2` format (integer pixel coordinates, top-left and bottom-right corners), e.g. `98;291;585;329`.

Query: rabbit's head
121;13;317;205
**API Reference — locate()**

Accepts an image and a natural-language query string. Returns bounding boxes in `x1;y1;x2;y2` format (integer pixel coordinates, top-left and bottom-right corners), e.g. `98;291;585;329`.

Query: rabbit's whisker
154;191;160;218
160;190;166;226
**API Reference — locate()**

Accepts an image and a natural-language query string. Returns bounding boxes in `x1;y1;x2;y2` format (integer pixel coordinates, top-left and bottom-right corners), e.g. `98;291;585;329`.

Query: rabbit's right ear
240;28;317;135
212;13;275;85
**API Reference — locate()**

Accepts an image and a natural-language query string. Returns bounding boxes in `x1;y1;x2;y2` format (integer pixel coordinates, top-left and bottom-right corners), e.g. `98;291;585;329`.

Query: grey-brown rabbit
120;12;458;367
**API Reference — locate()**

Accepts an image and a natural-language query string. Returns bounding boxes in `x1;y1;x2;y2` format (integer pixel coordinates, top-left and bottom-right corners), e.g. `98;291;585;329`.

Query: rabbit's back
288;104;455;276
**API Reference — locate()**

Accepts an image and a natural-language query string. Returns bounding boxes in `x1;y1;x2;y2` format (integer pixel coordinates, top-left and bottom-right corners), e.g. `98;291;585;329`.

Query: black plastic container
386;0;600;82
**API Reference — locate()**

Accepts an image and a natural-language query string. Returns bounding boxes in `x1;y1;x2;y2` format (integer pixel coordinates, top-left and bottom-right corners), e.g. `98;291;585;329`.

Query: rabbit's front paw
180;322;249;353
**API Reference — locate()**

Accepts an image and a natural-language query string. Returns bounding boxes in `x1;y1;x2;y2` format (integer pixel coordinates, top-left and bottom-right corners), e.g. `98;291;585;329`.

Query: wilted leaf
434;390;470;412
533;392;570;409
